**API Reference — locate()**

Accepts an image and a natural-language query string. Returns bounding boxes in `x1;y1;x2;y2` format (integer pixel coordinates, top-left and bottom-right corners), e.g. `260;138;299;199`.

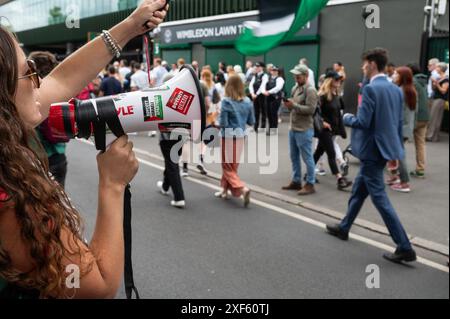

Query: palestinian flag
236;0;329;56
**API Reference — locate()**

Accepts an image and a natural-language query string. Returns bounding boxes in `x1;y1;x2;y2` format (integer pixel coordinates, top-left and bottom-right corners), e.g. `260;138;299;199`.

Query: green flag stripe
236;0;329;56
286;0;330;39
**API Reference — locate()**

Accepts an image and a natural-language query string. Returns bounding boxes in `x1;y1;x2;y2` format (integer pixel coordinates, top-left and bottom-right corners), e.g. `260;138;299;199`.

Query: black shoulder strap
123;185;140;299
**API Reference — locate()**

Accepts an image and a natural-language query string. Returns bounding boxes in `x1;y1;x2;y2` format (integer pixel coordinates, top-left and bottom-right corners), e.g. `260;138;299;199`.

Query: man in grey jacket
282;64;318;195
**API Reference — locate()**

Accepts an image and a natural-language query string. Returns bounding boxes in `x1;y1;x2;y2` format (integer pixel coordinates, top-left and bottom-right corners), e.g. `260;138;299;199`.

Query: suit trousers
340;160;412;251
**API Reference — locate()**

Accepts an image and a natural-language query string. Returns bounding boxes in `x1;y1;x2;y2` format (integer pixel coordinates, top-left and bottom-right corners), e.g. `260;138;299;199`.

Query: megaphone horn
49;65;206;151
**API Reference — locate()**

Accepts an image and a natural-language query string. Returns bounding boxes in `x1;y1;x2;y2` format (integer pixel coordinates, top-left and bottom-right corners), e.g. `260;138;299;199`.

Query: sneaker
181;168;189;177
337;177;353;190
148;130;157;137
386;176;400;186
387;160;399;171
410;170;425;179
197;163;208;175
340;163;349;177
215;191;231;199
214;191;224;198
171;200;186;209
316;168;327;176
157;181;170;196
391;183;411;193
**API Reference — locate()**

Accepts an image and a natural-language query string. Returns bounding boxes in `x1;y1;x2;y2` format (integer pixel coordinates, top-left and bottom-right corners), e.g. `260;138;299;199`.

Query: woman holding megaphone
0;0;168;299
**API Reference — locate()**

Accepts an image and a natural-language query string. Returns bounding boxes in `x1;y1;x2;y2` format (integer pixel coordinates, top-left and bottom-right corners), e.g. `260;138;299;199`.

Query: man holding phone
282;64;318;196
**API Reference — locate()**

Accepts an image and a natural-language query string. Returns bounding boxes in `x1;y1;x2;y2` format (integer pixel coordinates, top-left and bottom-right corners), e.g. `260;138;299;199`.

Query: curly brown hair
0;26;86;298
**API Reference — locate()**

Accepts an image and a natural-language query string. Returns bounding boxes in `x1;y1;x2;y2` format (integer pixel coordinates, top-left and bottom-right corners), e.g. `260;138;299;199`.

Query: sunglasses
18;60;41;89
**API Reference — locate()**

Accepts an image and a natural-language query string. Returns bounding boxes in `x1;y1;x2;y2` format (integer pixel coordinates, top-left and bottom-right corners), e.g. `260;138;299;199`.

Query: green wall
162;49;192;65
160;42;320;93
205;46;245;74
265;43;319;93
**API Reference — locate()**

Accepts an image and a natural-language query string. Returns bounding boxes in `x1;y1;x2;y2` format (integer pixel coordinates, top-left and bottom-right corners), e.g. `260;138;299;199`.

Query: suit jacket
344;75;404;161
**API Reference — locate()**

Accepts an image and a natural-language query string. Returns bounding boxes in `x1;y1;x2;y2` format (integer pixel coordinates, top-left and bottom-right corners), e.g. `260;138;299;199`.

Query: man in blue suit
326;48;416;263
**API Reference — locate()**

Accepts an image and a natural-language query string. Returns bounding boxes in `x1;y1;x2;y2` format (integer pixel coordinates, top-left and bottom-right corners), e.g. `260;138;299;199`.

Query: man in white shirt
130;62;150;91
386;62;396;82
300;58;316;89
427;58;441;98
119;59;131;79
245;60;254;84
249;62;269;131
150;57;168;87
263;66;285;135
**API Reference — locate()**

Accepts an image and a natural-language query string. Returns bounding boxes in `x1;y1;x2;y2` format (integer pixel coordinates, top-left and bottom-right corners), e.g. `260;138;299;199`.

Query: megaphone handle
123;184;140;299
142;0;171;29
93;120;106;151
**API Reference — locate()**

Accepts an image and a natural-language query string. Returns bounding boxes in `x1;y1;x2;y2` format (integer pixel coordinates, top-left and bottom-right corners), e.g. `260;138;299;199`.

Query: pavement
125;117;450;252
64;139;449;299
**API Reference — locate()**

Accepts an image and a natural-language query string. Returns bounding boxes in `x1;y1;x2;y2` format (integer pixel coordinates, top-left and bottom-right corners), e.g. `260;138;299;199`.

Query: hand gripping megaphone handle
143;0;172;29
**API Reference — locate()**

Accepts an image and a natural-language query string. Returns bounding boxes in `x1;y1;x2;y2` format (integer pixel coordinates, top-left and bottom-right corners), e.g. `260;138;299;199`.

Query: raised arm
38;0;168;121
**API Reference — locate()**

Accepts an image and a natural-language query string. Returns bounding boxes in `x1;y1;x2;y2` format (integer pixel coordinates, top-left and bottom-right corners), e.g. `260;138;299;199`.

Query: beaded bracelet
101;30;122;59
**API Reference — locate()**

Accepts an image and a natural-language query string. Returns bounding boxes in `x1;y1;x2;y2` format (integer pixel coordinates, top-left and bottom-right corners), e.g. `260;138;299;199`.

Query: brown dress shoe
298;183;316;195
282;182;302;191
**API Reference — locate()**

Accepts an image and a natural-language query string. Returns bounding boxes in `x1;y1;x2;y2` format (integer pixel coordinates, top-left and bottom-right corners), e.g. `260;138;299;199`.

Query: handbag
313;107;324;138
313;97;324;138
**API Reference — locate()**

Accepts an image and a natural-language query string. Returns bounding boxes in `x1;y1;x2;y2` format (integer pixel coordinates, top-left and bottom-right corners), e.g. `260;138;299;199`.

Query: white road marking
76;139;449;273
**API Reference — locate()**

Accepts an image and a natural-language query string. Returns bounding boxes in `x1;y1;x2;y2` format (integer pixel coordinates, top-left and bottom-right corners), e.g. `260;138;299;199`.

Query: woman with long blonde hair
314;72;352;190
216;75;255;207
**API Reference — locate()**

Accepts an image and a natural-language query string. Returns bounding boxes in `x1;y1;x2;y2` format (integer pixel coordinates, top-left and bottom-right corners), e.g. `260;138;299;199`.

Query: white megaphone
48;65;206;150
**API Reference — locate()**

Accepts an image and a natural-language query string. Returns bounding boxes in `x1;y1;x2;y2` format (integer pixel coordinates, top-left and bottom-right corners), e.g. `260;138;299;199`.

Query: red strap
0;188;9;207
143;35;153;85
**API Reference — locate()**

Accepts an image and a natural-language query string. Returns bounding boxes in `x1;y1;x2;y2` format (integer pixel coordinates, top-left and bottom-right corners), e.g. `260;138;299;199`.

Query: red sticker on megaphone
166;88;194;115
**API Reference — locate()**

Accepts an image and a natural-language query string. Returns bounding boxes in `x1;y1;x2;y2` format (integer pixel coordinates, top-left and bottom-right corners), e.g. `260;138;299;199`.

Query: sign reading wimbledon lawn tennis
160;14;319;45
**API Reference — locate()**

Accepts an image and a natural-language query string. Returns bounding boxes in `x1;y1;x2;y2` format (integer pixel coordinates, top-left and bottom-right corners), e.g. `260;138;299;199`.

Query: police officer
249;62;269;132
263;65;285;135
